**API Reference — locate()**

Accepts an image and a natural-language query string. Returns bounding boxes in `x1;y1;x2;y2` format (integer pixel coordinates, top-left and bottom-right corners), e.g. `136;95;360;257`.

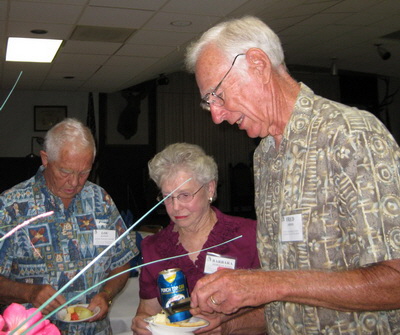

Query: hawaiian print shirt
254;83;400;334
0;166;139;335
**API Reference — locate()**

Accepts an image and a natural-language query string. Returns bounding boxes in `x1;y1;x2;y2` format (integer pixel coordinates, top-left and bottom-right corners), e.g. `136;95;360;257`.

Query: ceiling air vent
381;30;400;41
70;25;136;43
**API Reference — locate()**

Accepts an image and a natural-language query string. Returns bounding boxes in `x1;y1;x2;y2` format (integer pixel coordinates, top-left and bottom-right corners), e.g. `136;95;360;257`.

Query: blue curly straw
0;71;23;111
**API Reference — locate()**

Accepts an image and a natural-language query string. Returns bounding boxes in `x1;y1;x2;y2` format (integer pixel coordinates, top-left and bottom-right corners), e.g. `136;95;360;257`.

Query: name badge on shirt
281;214;303;242
93;230;116;246
204;252;236;274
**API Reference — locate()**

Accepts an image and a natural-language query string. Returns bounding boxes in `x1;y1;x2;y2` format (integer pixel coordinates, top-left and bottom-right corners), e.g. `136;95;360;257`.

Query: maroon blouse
139;207;260;301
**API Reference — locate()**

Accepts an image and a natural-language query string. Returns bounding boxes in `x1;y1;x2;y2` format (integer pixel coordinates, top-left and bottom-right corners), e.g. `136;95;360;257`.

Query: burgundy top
139;207;260;301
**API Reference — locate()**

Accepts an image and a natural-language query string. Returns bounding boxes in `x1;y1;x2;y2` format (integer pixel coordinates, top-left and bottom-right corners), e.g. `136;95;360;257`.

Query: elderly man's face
41;146;93;207
195;46;269;139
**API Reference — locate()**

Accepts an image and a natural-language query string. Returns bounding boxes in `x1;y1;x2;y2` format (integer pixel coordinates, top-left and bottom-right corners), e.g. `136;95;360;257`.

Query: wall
0;89;98;157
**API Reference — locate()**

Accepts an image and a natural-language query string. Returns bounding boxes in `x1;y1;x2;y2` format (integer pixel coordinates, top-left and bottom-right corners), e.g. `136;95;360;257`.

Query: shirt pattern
254;83;400;334
0;167;139;335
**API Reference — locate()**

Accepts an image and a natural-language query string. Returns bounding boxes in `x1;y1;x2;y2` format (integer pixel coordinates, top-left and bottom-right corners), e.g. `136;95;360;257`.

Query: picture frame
34;105;67;131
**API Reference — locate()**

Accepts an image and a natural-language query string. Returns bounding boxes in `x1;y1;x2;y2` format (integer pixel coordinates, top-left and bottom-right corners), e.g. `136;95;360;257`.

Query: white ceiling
1;0;400;93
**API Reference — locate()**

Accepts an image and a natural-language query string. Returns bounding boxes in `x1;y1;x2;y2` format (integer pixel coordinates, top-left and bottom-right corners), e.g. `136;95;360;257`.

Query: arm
89;263;131;320
131;298;162;335
219;307;266;335
191;259;400;315
194;306;266;335
0;275;66;315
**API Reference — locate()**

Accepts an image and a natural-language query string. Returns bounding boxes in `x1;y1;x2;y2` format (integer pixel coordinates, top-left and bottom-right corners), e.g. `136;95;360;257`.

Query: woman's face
160;170;215;229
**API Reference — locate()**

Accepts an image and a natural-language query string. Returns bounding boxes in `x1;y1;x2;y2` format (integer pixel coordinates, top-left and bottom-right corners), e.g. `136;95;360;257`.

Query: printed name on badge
204;252;236;274
93;229;116;246
281;214;303;242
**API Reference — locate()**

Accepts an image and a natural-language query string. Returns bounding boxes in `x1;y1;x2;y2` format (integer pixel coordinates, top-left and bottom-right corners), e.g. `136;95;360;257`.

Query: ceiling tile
104;55;158;68
0;2;7;21
143;12;220;33
9;1;83;24
62;40;122;55
78;6;155;29
116;44;175;57
7;21;73;39
162;0;248;16
127;30;195;46
54;53;109;65
50;62;100;73
89;0;167;11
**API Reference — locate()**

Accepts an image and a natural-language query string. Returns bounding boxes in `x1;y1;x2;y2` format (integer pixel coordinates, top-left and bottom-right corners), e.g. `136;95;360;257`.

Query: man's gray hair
185;15;285;73
44;118;96;162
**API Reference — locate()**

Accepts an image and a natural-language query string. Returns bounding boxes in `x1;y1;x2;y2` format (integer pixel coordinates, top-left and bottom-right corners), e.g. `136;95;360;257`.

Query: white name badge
281;214;303;242
93;230;116;246
204;252;236;274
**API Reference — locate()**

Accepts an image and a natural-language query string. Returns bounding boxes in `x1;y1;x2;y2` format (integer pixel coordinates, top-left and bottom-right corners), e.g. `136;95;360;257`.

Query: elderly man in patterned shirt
0;118;138;335
186;16;400;335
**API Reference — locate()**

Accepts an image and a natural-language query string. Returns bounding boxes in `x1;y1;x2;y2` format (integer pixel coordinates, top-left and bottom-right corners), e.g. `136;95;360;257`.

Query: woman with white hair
131;143;265;334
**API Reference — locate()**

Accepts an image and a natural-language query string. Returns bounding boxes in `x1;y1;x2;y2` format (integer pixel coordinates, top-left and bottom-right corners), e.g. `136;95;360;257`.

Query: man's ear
40;150;48;167
246;48;272;83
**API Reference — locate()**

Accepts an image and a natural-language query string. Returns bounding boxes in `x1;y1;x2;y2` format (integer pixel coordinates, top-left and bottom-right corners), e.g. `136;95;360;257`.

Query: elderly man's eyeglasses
200;53;245;111
157;185;204;205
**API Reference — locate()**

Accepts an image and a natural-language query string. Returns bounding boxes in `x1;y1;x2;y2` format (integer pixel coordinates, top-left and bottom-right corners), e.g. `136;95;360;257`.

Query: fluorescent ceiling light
6;37;63;63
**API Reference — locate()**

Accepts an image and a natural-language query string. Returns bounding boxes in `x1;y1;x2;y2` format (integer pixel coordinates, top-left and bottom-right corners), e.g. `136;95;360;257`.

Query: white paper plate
145;316;209;335
56;304;100;323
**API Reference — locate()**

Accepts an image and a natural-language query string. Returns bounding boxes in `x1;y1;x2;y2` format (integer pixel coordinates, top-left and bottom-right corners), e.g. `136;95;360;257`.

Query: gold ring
210;295;218;305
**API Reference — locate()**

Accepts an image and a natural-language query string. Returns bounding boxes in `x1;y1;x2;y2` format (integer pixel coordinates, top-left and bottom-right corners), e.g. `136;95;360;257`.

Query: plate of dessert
57;304;100;322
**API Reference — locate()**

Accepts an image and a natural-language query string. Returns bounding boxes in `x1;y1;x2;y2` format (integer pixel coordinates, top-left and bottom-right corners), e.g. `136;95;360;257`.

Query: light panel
6;37;63;63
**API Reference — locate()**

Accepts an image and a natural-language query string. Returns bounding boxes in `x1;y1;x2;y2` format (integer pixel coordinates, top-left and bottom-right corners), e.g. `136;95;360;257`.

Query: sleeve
100;188;140;270
246;219;261;269
331;113;400;265
139;236;160;300
0;197;14;276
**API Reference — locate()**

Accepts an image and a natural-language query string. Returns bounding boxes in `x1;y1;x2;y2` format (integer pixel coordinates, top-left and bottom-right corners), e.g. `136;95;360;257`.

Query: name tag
204;252;236;274
93;230;116;246
281;214;303;242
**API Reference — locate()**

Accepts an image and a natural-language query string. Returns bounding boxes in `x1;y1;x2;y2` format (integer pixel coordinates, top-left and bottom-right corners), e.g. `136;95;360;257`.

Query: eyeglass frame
157;184;205;205
200;53;246;111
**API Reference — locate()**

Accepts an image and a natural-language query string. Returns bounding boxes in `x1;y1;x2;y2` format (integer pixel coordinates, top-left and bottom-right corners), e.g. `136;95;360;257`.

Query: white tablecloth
109;276;139;334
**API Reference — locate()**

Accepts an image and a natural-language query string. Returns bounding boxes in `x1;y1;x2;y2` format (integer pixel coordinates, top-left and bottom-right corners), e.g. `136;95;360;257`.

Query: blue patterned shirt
0;166;139;335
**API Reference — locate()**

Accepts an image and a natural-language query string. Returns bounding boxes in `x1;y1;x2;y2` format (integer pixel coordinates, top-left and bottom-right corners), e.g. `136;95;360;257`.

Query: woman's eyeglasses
157;185;204;205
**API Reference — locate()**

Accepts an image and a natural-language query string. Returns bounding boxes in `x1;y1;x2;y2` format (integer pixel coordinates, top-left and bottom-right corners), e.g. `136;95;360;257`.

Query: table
109;276;140;334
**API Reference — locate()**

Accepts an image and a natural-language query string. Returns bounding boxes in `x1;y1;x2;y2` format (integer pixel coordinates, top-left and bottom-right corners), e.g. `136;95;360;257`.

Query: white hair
44;118;96;162
148;143;218;199
185;16;285;73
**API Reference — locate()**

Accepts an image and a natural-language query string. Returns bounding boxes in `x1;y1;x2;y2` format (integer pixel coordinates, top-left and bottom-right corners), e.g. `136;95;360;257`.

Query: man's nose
210;105;226;124
68;173;79;186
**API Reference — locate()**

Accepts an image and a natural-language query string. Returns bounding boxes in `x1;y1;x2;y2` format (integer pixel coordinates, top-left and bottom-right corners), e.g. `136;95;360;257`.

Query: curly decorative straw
0;211;54;241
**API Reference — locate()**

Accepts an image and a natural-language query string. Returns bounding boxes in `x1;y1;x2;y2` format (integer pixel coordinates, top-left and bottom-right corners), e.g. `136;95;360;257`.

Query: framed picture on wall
34;105;67;131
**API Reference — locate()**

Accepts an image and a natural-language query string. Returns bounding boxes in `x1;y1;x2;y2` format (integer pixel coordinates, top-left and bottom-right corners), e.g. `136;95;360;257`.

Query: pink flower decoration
0;303;60;335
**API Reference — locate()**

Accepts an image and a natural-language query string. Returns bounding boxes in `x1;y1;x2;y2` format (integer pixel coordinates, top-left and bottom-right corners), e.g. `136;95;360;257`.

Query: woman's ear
246;48;272;83
207;180;217;198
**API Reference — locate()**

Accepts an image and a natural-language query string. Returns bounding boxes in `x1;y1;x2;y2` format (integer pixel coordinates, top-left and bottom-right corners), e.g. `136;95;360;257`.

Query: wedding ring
210;295;218;305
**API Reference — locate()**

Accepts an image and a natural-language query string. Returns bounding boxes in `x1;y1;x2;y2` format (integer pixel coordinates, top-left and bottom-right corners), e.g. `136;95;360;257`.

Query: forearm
280;259;400;311
0;275;32;304
100;263;131;301
222;307;266;334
